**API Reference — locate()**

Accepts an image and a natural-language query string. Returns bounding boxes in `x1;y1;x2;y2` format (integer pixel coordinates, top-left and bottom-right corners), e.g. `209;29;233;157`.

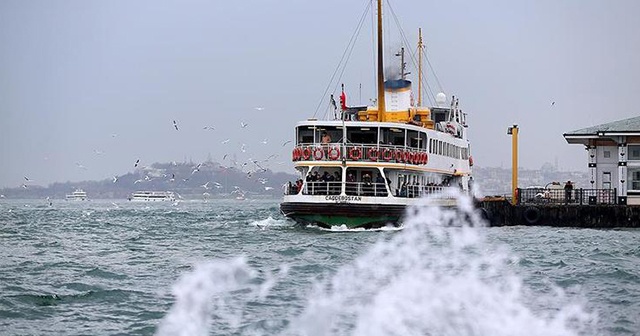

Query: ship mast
376;0;386;121
418;28;424;107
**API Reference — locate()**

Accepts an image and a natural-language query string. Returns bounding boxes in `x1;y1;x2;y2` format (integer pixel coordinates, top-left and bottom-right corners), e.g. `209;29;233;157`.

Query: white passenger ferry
129;191;176;202
280;0;473;229
65;189;88;201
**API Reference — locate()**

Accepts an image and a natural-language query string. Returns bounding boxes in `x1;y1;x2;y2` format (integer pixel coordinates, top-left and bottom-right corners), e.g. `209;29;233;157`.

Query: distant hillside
0;161;589;200
0;161;298;200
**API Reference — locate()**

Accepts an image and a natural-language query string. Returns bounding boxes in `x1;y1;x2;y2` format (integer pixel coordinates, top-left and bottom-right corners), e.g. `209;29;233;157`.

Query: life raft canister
313;147;324;160
348;147;362;160
328;146;340;160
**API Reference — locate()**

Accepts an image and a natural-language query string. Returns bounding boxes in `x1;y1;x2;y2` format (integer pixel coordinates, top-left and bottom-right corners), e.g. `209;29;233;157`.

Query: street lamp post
507;125;519;205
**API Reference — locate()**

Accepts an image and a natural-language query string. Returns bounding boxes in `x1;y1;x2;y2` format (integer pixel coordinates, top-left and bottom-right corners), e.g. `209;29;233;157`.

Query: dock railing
517;188;617;205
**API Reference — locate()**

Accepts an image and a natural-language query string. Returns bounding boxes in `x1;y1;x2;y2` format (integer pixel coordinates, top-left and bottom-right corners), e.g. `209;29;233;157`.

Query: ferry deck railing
517;188;617;205
294;143;431;163
284;182;447;198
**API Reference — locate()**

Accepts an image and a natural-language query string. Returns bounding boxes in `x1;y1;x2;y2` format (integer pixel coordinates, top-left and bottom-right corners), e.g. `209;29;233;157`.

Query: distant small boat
129;191;176;202
65;189;88;201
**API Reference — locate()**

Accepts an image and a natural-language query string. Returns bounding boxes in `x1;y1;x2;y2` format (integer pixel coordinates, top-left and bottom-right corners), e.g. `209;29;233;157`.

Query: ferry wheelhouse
280;0;473;229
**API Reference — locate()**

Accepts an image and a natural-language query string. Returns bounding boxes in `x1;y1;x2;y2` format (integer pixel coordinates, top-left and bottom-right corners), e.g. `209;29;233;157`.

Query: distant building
564;116;640;205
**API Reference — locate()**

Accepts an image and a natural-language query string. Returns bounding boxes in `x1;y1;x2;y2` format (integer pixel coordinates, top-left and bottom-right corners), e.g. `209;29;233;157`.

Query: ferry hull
280;202;405;229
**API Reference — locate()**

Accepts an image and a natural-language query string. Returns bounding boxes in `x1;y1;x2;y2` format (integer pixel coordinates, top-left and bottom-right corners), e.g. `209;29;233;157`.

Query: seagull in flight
240;121;249;128
24;176;30;181
261;138;268;145
282;140;292;147
94;149;103;155
173;120;179;131
264;186;274;191
203;126;215;130
254;107;265;111
134;179;143;184
222;154;229;161
201;182;210;189
551;101;555;107
76;163;88;170
241;144;246;153
112;176;118;183
221;139;230;144
134;159;140;167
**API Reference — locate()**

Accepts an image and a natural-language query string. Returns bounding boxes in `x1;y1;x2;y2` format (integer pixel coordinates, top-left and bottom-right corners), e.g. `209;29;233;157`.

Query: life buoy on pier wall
328;146;340;160
348;147;362;160
523;206;541;225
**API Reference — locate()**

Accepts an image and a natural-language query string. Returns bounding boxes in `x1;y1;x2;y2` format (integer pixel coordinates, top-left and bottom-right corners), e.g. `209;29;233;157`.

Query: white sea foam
250;216;290;229
157;191;594;336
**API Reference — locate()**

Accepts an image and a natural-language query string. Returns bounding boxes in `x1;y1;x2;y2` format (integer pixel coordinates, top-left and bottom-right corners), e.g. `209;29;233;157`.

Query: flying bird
203;126;215;130
112;176;118;183
240;121;249;128
173;120;179;131
134;159;140;167
282;140;292;147
24;176;30;181
94;149;103;155
254;107;265;111
134;179;143;184
264;186;274;191
76;163;87;170
551;101;555;107
222;154;229;161
221;139;230;144
241;144;246;153
261;138;268;144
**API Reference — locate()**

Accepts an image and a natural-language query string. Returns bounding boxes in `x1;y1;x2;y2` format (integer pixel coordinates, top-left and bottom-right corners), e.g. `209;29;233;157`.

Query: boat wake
156;193;594;336
310;224;403;233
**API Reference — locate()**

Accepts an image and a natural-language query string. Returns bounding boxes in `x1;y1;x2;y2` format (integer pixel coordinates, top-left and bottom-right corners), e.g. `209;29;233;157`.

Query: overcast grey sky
1;0;639;188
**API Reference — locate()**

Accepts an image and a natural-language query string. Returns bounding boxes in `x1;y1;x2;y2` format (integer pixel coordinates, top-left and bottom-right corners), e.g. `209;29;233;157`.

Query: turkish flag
340;91;347;110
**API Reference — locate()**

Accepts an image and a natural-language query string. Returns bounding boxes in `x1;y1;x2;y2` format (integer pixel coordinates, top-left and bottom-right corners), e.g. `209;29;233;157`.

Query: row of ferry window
296;125;469;159
296;126;427;149
429;138;470;160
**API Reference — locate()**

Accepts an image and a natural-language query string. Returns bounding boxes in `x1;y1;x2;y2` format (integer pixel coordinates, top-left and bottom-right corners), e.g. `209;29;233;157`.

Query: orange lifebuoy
422;152;429;165
348;147;362;160
302;147;311;160
292;148;299;161
313;147;324;160
328;146;340;160
382;148;393;161
404;151;411;163
368;147;379;161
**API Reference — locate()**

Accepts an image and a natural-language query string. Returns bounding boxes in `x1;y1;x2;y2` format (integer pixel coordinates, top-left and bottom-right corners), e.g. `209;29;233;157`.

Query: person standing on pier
564;181;574;204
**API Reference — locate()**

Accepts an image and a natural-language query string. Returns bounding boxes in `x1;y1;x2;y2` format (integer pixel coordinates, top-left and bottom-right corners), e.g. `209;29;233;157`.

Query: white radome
435;92;447;106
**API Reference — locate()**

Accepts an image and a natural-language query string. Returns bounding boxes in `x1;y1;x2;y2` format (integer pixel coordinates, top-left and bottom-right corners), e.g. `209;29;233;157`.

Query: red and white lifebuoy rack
291;144;428;165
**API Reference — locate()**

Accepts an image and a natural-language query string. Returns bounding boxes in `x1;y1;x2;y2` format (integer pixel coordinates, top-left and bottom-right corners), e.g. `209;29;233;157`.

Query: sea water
0;196;638;335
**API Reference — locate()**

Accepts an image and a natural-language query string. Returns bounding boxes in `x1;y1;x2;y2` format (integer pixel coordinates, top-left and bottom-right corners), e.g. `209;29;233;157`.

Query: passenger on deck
375;173;386;196
321;132;332;144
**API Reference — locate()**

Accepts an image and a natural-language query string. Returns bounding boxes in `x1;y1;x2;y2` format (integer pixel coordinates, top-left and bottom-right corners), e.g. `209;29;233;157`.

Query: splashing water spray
156;191;594;336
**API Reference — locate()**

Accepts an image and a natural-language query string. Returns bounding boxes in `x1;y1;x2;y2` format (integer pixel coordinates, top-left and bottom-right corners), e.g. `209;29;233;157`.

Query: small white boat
65;189;88;201
129;191;176;202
